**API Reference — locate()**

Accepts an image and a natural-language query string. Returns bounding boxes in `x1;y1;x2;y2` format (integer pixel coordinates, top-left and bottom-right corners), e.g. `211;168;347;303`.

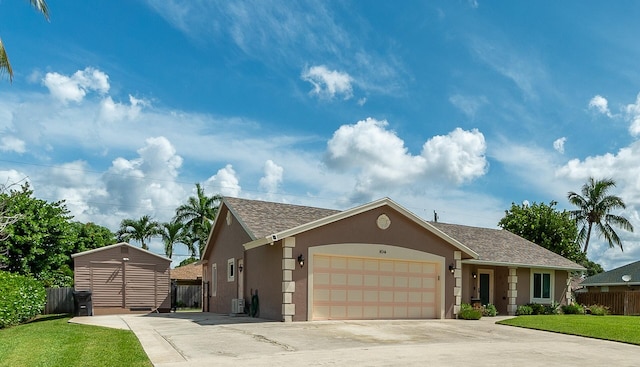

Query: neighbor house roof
430;222;585;271
170;261;202;281
71;242;171;262
581;260;640;286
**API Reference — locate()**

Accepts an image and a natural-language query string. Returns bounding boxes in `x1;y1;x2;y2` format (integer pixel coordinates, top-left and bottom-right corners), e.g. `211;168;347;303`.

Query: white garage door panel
312;254;438;320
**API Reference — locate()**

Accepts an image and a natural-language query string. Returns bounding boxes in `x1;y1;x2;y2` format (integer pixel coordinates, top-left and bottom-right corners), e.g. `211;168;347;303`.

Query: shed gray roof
224;197;339;240
222;197;584;270
430;222;584;270
581;260;640;286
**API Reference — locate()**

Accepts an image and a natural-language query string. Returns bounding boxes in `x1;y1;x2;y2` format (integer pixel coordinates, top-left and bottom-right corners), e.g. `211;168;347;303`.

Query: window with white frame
227;258;235;282
530;269;554;303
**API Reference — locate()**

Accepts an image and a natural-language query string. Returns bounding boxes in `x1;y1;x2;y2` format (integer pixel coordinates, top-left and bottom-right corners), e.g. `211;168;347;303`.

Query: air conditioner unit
231;298;245;314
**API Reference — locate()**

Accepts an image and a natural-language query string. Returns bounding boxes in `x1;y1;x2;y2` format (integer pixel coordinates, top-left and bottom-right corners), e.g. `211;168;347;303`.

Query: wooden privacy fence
44;287;75;314
576;291;640;315
175;285;202;308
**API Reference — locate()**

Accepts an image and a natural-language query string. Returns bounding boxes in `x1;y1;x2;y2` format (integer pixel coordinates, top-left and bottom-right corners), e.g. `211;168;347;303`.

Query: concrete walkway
70;313;640;366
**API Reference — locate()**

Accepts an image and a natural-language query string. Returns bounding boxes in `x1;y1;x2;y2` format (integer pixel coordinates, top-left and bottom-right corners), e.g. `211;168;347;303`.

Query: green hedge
0;271;46;328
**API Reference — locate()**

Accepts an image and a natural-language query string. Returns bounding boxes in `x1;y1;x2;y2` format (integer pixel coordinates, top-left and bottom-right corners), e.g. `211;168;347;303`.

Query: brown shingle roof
430;222;584;270
170;262;202;280
222;197;583;270
224;197;340;240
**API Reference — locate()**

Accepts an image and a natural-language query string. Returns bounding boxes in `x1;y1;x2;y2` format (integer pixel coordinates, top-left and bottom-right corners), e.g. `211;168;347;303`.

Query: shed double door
312;254;439;320
90;261;158;308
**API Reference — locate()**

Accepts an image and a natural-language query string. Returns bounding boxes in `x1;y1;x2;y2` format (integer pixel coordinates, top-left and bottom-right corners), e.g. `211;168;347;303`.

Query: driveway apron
111;313;640;367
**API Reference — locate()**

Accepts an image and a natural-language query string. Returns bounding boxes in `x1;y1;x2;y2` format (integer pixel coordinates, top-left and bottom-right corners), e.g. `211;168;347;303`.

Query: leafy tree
159;220;186;259
0;183;73;284
1;0;49;83
69;222;116;254
116;215;160;250
177;257;198;267
499;201;583;262
174;183;221;258
567;177;634;254
498;201;603;276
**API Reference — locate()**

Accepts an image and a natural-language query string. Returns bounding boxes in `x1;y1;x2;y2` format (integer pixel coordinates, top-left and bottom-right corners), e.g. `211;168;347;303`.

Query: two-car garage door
312;254;439;320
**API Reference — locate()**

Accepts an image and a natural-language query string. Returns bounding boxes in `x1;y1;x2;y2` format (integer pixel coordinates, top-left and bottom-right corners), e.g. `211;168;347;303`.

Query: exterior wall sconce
298;254;305;268
472;272;477;279
122;257;129;262
449;264;456;274
238;264;243;272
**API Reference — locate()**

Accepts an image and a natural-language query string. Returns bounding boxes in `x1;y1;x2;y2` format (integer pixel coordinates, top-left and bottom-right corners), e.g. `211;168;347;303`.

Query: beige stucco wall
289;206;463;320
203;206;252;314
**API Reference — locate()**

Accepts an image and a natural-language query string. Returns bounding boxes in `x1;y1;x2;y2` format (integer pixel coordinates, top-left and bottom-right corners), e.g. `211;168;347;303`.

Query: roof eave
71;242;171;262
581;282;640;287
242;197;479;258
462;259;585;271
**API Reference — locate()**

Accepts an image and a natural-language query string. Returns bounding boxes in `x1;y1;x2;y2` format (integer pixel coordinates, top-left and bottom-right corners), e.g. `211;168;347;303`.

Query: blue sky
1;1;639;269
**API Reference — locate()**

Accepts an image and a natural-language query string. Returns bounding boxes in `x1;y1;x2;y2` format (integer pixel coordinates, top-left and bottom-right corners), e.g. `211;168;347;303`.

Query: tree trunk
583;222;593;253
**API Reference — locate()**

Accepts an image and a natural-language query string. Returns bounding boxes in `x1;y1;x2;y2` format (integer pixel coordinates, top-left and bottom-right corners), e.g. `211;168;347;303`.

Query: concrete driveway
71;313;640;366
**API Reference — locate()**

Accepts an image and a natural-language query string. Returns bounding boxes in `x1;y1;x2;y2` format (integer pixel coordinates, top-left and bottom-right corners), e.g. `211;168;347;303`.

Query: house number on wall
379;250;387;254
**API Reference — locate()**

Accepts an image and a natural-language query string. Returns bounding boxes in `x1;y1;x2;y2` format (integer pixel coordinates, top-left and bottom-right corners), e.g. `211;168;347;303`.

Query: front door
478;269;493;306
479;274;490;305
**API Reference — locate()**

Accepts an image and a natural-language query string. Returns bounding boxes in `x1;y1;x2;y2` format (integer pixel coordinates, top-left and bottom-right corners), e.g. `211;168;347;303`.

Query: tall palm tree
116;215;160;250
159;220;186;259
1;0;49;82
567;177;634;254
174;183;221;258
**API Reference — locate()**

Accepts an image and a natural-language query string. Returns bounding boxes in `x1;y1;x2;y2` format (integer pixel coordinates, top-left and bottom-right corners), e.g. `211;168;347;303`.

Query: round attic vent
377;214;391;230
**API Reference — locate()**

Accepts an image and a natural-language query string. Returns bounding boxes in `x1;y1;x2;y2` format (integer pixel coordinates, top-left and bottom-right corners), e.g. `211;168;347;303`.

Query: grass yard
498;315;640;345
0;315;151;367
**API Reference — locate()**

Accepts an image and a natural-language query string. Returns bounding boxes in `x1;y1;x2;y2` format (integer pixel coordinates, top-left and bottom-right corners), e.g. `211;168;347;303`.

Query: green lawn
498;315;640;345
0;315;152;367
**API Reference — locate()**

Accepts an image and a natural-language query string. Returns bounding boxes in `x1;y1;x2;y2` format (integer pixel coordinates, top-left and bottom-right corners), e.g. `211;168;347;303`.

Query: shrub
587;304;610;316
544;301;560;315
458;303;482;320
483;304;497;317
0;271;46;328
516;305;533;315
561;303;585;315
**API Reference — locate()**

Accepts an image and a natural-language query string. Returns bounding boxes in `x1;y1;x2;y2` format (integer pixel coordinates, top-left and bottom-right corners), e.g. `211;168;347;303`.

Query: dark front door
479;273;490;305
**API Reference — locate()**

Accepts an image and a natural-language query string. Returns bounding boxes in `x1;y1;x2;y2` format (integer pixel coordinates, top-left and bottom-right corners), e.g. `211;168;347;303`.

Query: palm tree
567;177;634;254
116;215;160;250
159;221;186;259
174;183;221;258
1;0;49;83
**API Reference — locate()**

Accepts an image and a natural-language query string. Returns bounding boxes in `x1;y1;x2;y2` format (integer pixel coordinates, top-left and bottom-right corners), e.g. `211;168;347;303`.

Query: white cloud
301;65;353;100
42;67;110;104
102;136;184;217
624;93;640;137
259;160;283;195
553;137;566;154
0;136;26;153
206;164;241;197
0;170;30;190
589;95;612;117
555;142;640;269
325;118;487;202
357;97;367;106
100;95;149;122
